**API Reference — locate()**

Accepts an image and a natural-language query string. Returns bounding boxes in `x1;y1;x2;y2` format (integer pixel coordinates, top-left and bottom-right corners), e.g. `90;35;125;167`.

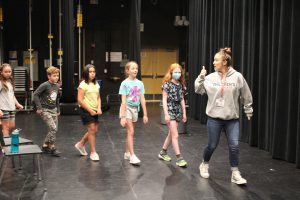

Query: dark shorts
78;107;99;125
1;110;15;121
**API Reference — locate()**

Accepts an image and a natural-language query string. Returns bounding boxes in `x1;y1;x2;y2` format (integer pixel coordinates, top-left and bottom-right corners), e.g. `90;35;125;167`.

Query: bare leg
162;130;172;150
126;120;135;155
87;122;98;153
169;120;180;155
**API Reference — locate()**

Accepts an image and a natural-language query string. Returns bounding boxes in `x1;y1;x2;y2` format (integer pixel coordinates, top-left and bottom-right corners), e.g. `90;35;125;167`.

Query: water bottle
11;129;20;153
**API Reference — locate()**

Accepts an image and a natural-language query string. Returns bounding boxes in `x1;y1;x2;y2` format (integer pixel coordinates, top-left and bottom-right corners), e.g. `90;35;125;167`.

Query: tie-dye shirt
119;78;145;107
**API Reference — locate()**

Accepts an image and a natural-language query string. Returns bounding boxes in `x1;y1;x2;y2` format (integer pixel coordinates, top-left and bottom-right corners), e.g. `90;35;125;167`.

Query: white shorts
120;106;138;122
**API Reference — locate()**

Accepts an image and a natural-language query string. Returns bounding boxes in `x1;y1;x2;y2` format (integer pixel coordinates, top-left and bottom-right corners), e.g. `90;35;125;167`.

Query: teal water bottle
11;129;20;153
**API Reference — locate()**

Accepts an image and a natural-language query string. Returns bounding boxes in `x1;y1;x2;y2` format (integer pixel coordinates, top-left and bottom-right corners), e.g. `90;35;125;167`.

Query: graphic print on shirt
48;90;58;104
128;85;140;103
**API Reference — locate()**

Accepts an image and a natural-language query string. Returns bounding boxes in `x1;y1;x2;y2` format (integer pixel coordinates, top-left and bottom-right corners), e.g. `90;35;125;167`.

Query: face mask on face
172;72;181;80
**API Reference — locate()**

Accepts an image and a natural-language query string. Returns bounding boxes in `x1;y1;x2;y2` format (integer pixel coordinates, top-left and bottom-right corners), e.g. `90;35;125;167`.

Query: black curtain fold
129;0;141;75
61;0;76;102
188;0;300;168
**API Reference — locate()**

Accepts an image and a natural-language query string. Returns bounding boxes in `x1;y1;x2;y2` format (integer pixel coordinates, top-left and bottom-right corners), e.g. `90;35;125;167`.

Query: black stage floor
0;103;299;200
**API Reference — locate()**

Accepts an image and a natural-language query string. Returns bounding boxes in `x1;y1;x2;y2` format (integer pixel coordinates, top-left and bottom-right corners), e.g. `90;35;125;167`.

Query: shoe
90;152;100;161
75;142;88;156
231;170;247;185
124;152;131;160
130;154;141;165
42;146;51;154
50;148;61;157
158;151;172;162
176;158;188;167
199;162;210;178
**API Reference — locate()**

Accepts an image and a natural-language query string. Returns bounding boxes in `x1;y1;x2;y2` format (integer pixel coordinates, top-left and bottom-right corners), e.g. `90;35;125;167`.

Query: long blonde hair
0;63;14;91
162;63;186;86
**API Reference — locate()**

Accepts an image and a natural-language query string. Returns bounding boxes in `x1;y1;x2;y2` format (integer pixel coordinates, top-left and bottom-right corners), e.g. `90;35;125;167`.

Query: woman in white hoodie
194;47;253;185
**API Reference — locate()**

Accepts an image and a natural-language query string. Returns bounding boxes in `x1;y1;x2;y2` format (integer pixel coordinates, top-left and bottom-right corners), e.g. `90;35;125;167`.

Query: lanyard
220;74;226;97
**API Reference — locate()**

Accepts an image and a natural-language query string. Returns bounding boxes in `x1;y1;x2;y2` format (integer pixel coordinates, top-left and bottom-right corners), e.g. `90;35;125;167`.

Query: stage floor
0;103;299;200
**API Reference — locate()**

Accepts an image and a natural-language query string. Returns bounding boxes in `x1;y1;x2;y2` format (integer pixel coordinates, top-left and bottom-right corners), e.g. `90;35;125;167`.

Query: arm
194;66;207;94
120;95;127;127
33;84;46;113
162;90;170;124
56;90;60;115
140;94;148;124
240;77;253;120
97;93;102;115
180;97;187;123
77;88;96;116
14;96;23;110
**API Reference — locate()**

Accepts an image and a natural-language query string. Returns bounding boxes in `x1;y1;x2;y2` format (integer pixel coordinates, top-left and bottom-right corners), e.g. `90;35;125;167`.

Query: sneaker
176;158;188;167
42;146;51;154
75;142;88;156
231;170;247;185
50;148;61;157
124;152;131;160
90;152;100;161
199;162;210;178
158;151;172;162
130;154;141;165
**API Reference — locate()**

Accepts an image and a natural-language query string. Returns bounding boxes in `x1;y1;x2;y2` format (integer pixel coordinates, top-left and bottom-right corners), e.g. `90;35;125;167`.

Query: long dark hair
0;63;15;91
81;64;96;84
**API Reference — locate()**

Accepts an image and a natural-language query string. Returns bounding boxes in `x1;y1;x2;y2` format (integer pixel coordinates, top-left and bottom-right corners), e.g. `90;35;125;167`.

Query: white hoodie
194;67;253;120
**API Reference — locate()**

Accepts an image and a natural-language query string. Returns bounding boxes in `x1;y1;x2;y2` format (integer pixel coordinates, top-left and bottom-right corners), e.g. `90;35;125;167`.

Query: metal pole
0;5;3;65
48;0;52;67
78;1;82;80
83;29;85;67
29;0;33;91
58;0;62;82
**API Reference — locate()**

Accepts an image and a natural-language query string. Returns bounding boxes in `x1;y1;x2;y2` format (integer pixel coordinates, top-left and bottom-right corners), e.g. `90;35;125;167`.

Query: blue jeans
203;117;240;167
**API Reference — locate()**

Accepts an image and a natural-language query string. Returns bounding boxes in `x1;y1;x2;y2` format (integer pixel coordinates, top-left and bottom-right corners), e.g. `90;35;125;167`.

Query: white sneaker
130;154;141;165
231;170;247;185
90;152;100;161
124;152;131;160
75;142;88;156
199;162;210;178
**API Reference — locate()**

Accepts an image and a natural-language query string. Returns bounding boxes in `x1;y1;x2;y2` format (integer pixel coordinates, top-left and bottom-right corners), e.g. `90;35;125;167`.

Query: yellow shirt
78;81;100;111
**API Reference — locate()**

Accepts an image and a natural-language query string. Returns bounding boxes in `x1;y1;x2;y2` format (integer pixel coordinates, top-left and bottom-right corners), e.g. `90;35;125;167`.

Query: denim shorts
78;107;99;125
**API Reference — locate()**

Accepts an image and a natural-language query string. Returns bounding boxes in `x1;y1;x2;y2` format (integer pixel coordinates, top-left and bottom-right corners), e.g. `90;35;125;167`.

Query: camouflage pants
41;108;58;145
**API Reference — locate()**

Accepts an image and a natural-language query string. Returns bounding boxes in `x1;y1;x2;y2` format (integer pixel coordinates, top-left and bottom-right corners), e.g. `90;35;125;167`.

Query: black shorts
78;107;99;125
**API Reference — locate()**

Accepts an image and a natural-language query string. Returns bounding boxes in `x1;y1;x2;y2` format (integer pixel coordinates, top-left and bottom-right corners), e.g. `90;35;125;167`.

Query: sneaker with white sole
90;152;100;161
158;150;172;162
130;154;141;165
199;162;210;178
176;158;188;167
75;142;88;156
231;170;247;185
124;152;131;160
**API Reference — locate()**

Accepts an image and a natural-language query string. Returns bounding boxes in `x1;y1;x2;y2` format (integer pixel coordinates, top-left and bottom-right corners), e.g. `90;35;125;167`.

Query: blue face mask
172;72;181;80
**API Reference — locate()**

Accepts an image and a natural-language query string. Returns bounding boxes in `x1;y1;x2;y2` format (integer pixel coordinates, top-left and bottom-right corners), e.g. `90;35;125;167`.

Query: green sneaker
176;158;188;167
158;151;172;162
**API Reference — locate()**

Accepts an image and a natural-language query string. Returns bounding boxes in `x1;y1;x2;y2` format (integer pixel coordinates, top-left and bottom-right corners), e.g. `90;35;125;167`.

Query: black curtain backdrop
61;0;76;102
129;0;141;75
188;0;300;168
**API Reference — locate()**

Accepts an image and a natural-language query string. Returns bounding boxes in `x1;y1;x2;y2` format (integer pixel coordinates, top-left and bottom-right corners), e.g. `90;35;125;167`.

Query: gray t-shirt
33;81;60;112
0;81;16;111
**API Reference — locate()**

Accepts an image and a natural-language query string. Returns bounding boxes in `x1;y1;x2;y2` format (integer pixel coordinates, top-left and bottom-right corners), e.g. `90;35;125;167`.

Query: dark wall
141;0;188;67
2;0;188;99
3;0;59;84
